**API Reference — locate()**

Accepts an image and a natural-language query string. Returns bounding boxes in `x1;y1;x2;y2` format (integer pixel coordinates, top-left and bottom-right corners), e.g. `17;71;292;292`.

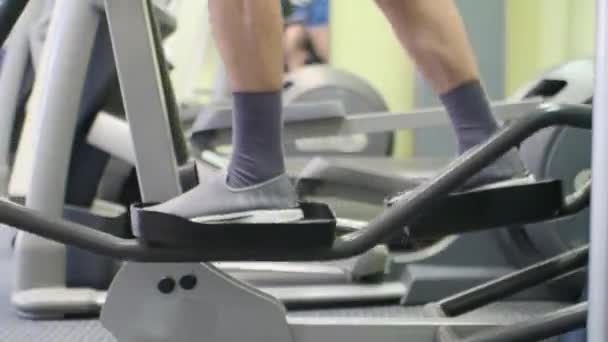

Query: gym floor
0;228;114;341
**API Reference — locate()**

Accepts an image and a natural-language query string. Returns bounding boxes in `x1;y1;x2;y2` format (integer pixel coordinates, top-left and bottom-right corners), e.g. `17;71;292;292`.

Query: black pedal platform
63;205;132;238
131;202;337;251
400;179;564;240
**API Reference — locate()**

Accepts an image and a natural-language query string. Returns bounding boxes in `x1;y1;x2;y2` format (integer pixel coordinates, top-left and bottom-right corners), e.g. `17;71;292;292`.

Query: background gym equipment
3;0;177;202
282;65;393;157
500;58;593;295
0;0;51;195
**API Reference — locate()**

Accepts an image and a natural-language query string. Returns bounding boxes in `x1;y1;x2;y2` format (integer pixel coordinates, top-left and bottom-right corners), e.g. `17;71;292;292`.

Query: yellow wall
568;0;595;58
329;1;414;157
506;0;595;94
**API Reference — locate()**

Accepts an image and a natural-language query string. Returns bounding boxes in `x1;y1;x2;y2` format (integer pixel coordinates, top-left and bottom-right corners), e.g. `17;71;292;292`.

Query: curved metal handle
561;179;592;216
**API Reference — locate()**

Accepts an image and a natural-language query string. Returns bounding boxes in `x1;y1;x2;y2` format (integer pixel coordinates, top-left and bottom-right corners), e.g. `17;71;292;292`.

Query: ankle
228;91;285;189
227;162;286;188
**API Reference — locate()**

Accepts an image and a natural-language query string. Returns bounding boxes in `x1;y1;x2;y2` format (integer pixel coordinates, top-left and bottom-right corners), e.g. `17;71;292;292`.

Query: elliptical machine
7;0;594;319
0;1;594;341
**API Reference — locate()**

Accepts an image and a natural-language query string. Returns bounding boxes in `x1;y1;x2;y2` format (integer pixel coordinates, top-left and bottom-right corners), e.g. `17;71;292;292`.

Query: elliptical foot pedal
391;179;564;240
131;202;336;251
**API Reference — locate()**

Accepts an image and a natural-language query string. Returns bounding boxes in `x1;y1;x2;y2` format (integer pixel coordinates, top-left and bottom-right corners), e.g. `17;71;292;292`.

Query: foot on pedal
385;174;563;240
382;148;567;240
149;173;303;224
132;173;336;251
385;148;532;206
463;148;530;189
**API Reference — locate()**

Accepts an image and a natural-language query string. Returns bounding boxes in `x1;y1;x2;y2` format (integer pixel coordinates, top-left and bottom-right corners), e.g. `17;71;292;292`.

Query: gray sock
440;80;527;185
228;91;286;188
440;80;498;153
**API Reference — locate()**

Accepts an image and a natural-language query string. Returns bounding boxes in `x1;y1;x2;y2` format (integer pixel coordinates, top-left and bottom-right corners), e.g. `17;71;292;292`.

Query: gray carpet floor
0;228;115;341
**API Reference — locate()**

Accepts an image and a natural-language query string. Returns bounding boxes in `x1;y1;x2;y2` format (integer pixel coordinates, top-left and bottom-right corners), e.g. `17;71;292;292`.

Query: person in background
282;0;330;71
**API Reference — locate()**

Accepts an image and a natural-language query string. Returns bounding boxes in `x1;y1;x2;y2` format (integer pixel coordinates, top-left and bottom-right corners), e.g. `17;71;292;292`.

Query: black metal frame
420;246;589;342
438;245;588;317
461;302;587;342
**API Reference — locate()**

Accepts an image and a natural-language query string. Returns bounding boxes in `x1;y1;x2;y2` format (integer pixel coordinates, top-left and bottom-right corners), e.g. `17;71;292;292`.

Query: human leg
376;0;526;185
304;0;330;62
284;23;311;71
151;1;301;222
